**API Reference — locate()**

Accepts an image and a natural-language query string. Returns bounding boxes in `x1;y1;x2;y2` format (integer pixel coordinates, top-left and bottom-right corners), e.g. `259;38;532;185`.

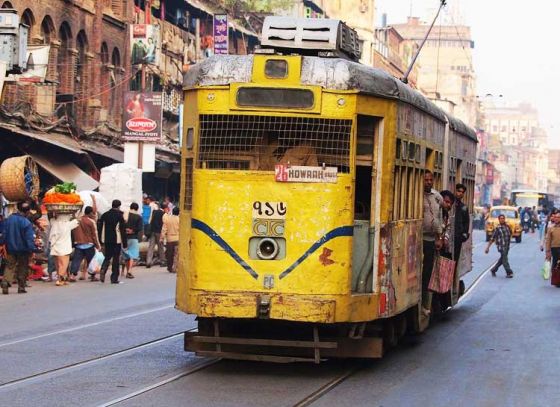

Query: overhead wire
435;14;442;95
53;67;141;107
445;9;475;73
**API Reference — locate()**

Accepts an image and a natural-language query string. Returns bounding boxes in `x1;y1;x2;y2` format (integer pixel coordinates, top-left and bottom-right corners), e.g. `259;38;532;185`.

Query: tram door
352;115;381;293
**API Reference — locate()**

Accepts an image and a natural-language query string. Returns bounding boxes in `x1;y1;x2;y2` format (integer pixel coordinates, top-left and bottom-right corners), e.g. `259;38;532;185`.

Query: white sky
375;0;560;148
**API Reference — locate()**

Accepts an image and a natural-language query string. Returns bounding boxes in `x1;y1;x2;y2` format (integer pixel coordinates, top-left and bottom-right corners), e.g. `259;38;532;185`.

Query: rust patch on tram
319;247;335;266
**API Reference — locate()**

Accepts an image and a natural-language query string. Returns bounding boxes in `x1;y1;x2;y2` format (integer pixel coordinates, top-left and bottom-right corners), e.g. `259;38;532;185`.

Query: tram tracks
0;303;174;348
101;261;499;407
1;241;502;405
96;358;221;407
289;259;500;407
291;365;362;407
0;331;187;391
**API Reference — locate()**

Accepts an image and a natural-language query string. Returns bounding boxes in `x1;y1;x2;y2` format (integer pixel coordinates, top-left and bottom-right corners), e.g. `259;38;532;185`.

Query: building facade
0;0;259;199
391;17;478;127
322;0;375;66
373;24;418;88
0;0;130;136
482;101;548;194
0;0;131;186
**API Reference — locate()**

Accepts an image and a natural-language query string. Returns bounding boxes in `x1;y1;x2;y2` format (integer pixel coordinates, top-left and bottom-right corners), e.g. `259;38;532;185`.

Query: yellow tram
176;17;477;362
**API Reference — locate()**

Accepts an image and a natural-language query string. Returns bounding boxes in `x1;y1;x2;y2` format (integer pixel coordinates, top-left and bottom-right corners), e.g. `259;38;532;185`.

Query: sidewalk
0;264;177;342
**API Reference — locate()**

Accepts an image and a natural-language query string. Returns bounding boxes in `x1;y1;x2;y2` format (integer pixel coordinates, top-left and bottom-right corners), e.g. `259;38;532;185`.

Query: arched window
41;16;57;82
40;15;55;44
100;42;110;111
21;9;35;44
57;22;73;94
110;47;122;125
1;2;13;8
75;30;88;88
74;30;89;122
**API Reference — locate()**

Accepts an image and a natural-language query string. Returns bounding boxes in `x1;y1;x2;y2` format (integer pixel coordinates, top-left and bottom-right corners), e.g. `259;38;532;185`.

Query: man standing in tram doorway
422;170;443;315
485;214;514;278
454;183;470;262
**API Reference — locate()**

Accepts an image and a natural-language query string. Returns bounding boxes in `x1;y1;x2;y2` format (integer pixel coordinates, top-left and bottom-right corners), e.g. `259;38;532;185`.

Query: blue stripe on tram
191;219;259;280
191;219;353;281
278;226;354;280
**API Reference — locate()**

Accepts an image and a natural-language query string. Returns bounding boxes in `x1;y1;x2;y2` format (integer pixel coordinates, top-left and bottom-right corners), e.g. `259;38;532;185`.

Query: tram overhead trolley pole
402;0;447;84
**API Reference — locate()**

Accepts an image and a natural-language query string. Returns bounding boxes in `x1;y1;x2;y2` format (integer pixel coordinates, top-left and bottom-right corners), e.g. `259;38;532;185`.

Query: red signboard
122;91;163;142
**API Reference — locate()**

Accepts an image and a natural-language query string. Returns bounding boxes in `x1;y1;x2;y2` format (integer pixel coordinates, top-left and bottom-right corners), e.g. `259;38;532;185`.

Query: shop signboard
213;14;228;55
130;24;161;65
122;91;163;142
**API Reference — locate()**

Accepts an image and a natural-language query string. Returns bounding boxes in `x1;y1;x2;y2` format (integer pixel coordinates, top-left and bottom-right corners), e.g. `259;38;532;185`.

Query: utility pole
138;0;151;170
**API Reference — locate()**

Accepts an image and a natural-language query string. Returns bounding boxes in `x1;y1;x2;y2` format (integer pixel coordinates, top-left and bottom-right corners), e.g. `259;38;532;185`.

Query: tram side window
392;141;423;221
392;163;421;220
400;163;407;218
392;165;401;220
407;167;415;217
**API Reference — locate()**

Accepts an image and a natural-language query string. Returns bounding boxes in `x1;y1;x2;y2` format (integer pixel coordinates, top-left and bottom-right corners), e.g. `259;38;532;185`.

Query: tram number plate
252;201;287;220
275;165;338;183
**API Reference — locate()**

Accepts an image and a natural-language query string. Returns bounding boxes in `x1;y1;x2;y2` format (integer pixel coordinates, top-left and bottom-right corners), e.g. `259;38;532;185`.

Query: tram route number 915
252;201;287;220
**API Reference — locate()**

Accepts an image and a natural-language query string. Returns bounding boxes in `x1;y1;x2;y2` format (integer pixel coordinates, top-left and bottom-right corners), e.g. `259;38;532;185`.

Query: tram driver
258;131;318;170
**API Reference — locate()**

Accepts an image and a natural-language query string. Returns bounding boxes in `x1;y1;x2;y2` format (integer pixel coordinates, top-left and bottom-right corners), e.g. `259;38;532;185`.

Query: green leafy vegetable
54;182;77;194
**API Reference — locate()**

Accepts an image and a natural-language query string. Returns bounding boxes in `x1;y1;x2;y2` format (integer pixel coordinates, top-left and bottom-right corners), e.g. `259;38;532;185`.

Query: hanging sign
122;91;163;142
213;14;229;55
130;24;161;66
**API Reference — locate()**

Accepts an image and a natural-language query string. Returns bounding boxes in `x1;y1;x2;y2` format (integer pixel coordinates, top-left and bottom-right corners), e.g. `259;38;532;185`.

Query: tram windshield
197;114;352;172
490;209;518;219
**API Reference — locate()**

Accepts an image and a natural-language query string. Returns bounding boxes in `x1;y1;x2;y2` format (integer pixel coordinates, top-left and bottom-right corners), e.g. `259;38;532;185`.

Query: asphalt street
0;229;556;407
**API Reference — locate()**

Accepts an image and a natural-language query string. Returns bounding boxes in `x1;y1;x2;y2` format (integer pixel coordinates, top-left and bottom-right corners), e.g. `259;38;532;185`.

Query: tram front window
197;114;352;172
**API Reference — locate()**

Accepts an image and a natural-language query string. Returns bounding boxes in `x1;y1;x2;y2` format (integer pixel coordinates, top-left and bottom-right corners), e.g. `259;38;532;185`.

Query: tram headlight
256;238;279;260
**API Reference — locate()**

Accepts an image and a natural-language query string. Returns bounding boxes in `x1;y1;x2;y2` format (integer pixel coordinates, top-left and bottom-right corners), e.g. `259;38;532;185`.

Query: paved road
0;230;556;407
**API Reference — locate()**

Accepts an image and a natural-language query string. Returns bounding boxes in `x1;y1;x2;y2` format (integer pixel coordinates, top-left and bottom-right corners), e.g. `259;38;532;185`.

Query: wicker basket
44;203;83;214
0;155;40;201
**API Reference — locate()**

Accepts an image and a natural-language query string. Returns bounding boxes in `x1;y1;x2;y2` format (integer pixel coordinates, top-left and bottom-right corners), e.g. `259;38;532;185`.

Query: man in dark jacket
454;183;471;262
98;200;127;284
146;203;165;268
1;202;36;294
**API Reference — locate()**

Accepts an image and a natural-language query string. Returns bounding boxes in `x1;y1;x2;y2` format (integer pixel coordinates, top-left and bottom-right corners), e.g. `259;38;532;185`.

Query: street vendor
49;212;79;286
43;182;83;286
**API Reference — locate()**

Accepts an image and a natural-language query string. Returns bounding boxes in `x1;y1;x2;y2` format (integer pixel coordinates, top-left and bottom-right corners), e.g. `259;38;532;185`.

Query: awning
187;0;217;16
0;123;84;154
29;153;99;191
80;141;124;162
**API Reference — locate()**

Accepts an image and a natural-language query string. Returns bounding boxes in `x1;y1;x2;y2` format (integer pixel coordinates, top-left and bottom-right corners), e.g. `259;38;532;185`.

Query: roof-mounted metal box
261;16;361;62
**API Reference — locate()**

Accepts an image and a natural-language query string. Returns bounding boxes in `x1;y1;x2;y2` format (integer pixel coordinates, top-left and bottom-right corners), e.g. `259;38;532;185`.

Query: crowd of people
0;193;180;295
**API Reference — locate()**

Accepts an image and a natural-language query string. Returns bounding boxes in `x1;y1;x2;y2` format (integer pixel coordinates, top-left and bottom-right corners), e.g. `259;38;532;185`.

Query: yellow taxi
485;205;523;243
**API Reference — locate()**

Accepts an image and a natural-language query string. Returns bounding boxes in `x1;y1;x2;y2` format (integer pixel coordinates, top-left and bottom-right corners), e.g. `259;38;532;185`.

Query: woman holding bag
545;211;560;287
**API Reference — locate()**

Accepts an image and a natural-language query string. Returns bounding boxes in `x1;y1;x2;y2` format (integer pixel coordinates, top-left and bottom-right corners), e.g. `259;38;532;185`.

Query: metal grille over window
197;115;352;172
183;158;193;210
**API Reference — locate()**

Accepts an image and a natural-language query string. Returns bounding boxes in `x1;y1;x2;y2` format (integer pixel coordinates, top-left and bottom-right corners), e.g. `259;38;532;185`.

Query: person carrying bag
545;211;560;287
428;253;456;293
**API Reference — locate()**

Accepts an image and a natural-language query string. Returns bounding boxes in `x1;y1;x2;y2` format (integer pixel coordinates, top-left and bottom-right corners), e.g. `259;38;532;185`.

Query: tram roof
184;55;477;142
